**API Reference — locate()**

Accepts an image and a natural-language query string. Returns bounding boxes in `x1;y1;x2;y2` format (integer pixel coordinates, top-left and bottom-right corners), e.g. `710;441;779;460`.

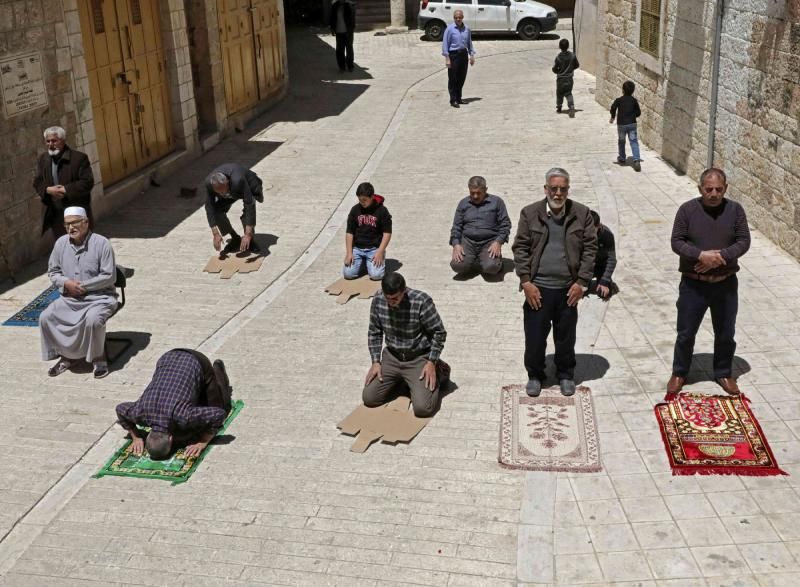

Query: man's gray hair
145;431;172;461
545;167;570;183
209;171;229;187
43;126;66;140
699;167;727;185
467;176;487;189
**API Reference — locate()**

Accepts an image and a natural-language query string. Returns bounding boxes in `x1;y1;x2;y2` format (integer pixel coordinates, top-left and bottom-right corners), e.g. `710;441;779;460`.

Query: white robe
40;232;118;363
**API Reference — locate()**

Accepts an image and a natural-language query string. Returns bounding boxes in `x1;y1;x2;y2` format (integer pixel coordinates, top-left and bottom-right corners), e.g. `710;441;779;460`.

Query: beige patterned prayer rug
499;384;602;472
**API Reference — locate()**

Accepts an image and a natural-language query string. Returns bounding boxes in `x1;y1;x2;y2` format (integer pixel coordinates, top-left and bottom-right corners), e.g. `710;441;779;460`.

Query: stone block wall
0;0;89;275
597;0;800;257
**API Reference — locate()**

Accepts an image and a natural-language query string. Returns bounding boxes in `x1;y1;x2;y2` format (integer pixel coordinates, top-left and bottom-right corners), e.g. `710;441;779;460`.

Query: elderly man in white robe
40;206;118;379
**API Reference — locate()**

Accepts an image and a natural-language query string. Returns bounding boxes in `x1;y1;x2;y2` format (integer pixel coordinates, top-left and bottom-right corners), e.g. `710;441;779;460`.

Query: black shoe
526;379;542;397
347;65;354;72
457;99;466;105
222;235;241;254
568;107;575;118
450;101;459;108
633;160;642;172
556;108;562;113
93;365;109;379
560;379;576;396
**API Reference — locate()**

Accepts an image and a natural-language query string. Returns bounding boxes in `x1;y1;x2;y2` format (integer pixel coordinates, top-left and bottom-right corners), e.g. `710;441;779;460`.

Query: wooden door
217;0;259;114
78;0;173;186
252;0;284;99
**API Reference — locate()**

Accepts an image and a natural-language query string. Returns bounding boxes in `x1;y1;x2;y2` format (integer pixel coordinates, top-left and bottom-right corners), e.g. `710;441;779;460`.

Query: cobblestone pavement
2;26;800;586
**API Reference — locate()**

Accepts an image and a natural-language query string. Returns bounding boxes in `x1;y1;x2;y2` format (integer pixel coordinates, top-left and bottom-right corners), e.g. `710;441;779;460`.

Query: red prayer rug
655;393;786;476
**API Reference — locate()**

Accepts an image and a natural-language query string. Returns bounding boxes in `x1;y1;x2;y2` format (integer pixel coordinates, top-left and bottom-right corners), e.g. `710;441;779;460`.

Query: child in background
552;39;580;117
610;80;642;171
587;210;619;300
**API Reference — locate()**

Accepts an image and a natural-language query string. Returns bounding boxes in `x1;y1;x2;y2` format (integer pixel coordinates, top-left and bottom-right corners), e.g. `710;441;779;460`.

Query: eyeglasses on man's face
64;219;87;228
546;185;570;193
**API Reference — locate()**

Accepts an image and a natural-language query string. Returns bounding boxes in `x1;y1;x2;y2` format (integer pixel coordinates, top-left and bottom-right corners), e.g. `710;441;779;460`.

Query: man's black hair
559;39;569;51
622;80;635;96
356;182;375;198
381;272;406;295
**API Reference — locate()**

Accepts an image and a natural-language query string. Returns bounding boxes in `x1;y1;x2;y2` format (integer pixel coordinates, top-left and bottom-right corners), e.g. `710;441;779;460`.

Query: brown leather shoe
717;377;740;395
667;375;685;394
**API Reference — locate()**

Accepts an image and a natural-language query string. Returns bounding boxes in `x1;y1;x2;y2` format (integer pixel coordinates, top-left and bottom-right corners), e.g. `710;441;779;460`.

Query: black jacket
330;1;356;33
552;51;579;79
610;95;641;126
33;145;94;234
204;163;263;228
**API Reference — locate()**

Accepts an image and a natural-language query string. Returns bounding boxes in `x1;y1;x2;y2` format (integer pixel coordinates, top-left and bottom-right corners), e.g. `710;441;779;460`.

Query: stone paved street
2;26;800;586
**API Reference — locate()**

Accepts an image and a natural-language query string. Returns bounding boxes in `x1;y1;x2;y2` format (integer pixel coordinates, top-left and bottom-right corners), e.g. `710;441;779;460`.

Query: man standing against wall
33;126;94;239
668;168;750;396
442;10;475;108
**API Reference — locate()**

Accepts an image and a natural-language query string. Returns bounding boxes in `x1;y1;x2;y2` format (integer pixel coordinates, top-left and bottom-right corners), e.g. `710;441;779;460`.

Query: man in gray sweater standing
512;168;597;397
668;168;751;396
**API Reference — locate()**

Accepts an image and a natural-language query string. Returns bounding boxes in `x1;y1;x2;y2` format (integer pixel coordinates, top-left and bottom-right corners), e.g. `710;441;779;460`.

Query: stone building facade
596;0;800;257
0;0;288;279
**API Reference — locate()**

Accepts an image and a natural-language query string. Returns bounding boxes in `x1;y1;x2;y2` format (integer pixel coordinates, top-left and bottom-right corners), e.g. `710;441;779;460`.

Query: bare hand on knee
365;362;383;386
420;361;437;392
487;241;502;258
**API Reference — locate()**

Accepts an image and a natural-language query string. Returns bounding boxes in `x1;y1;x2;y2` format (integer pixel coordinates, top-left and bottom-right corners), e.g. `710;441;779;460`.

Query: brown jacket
33;145;94;234
512;198;598;287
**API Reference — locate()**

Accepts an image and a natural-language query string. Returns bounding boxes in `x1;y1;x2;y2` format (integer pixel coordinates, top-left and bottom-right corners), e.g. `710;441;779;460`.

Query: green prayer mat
94;400;244;485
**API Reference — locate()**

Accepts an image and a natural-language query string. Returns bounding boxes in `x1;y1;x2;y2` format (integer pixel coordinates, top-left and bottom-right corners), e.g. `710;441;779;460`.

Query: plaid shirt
368;288;447;363
116;350;226;433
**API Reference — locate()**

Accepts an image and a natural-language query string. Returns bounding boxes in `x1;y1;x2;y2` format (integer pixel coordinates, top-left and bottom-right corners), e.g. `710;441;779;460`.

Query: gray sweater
533;214;573;288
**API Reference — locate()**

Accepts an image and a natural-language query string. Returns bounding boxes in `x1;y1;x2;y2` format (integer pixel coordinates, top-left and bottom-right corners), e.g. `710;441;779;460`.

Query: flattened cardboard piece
204;252;264;279
337;396;430;452
325;275;381;304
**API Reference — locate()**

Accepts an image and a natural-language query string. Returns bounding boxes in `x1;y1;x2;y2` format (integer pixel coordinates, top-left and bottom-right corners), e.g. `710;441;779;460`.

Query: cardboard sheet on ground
204;252;264;279
337;396;430;452
325;275;381;304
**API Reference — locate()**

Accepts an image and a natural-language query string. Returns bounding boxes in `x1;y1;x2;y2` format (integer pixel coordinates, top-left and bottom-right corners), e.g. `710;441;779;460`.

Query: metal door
79;0;173;186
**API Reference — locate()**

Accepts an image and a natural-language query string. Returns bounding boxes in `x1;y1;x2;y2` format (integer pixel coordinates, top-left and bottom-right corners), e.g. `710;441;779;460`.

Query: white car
419;0;558;41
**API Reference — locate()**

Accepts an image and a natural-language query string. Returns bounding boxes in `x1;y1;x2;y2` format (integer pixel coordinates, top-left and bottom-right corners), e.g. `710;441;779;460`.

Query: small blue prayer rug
3;285;60;327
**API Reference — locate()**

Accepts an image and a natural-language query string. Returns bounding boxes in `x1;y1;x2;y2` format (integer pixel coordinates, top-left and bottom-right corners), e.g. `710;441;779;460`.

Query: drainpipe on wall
707;0;725;169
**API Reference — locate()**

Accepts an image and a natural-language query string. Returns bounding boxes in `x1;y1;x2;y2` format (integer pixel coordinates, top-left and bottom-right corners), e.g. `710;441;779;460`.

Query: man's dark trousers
672;275;738;379
211;199;242;237
450;236;502;276
556;78;574;110
335;32;354;70
523;286;577;381
448;50;469;103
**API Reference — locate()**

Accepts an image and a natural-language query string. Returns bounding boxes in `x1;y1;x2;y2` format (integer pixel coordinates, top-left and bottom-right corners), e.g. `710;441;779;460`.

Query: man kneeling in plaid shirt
115;349;232;460
363;273;449;417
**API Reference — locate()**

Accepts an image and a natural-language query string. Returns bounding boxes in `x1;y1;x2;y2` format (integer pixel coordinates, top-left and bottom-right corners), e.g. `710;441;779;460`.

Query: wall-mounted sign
1;51;49;119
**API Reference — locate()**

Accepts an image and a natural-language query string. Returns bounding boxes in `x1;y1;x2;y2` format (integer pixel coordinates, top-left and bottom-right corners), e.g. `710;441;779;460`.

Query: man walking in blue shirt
442;10;475;108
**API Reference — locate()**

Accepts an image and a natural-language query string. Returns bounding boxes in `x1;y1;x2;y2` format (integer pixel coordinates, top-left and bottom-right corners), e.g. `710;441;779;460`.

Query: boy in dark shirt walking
343;182;393;280
610;80;643;171
552;39;580;117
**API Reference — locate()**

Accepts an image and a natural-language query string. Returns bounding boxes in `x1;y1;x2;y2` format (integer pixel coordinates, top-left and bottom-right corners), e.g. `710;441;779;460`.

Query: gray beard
48;148;61;157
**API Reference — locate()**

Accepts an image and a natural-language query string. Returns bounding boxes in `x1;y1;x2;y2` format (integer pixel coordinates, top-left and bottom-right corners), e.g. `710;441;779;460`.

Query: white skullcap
63;206;87;218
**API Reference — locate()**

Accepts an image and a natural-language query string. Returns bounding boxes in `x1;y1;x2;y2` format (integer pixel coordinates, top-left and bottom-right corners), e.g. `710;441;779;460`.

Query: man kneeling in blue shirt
450;176;512;279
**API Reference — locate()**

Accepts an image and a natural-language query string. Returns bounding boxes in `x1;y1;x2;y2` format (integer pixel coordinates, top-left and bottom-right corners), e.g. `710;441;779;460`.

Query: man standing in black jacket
552;39;580;117
33;126;94;238
330;0;356;72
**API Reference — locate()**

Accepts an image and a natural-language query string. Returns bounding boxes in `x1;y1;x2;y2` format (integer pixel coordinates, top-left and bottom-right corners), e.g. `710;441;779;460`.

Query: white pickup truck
418;0;558;41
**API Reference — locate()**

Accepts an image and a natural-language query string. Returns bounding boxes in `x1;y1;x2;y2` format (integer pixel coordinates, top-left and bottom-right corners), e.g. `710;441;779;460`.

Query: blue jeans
617;123;641;162
343;247;385;280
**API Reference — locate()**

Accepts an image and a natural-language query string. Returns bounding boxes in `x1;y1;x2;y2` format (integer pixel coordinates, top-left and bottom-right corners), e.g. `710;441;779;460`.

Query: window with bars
639;0;662;57
91;0;105;34
131;0;142;25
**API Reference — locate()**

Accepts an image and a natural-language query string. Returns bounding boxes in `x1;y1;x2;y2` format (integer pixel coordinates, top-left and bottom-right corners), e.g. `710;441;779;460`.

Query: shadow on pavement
686;353;752;384
543;353;611;385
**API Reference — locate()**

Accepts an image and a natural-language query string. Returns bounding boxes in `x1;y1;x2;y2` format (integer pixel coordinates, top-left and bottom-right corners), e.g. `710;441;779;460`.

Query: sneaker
559;379;576;396
526;379;542;397
633;160;642;172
